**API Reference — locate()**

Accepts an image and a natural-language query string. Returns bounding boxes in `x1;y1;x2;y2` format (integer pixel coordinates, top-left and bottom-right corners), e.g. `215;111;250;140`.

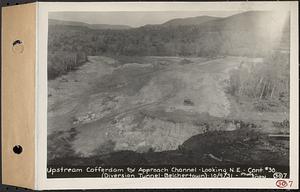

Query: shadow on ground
48;127;289;167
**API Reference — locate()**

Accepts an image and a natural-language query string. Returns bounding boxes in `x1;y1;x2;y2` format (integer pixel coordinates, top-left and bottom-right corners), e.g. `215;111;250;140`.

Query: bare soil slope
48;56;289;166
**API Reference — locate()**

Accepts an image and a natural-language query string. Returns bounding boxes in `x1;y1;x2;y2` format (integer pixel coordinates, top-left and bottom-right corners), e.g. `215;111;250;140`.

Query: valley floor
47;55;289;166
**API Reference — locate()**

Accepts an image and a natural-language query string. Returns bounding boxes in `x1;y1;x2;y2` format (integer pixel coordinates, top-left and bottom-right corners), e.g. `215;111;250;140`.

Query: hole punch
13;145;23;154
13;40;22;46
12;39;24;54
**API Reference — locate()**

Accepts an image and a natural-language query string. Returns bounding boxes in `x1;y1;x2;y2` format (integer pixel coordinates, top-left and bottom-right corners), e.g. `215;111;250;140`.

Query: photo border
37;1;299;190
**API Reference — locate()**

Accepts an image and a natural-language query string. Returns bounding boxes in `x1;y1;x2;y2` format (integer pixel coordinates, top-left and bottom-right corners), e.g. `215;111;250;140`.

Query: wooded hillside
48;11;290;80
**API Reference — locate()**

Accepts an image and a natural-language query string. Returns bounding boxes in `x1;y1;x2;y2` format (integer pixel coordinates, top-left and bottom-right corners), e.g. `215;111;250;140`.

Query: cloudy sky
49;11;243;27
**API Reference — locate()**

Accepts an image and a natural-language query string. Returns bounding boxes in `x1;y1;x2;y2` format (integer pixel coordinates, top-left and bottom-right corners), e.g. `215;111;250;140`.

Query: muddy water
48;56;246;158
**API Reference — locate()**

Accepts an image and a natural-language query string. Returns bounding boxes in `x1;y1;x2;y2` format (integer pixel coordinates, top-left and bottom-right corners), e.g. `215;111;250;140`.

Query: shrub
48;51;87;80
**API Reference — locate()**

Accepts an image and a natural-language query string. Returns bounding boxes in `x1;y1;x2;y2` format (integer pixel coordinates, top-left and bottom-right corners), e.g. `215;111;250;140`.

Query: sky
49;11;243;27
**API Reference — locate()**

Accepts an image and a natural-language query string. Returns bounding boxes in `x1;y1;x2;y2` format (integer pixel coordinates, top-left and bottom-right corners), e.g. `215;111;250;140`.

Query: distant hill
196;11;290;54
48;11;290;58
196;11;283;31
162;15;219;26
49;19;132;30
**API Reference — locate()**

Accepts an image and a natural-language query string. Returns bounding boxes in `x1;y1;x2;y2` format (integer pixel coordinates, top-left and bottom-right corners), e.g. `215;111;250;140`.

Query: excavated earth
48;56;289;166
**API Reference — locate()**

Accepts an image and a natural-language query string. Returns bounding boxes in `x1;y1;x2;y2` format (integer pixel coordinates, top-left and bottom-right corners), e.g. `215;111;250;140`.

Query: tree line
48;22;289;86
228;51;290;108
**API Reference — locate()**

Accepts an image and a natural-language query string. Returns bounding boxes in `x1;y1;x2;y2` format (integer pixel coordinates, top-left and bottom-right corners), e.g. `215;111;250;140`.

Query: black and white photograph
46;9;291;178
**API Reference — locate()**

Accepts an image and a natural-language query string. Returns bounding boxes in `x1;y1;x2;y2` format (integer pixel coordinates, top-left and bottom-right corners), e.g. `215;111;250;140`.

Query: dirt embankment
48;126;288;166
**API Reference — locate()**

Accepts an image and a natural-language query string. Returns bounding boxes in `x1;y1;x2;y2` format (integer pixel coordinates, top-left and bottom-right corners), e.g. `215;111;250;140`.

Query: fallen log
268;134;290;140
